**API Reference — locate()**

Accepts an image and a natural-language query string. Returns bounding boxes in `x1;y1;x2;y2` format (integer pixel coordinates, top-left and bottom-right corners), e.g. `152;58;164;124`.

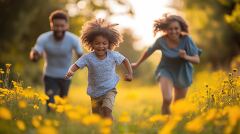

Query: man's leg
58;78;71;98
43;75;60;112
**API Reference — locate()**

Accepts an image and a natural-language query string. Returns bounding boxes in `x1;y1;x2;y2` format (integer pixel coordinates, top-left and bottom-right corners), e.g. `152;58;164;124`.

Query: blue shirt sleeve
185;36;201;56
146;37;162;55
75;55;87;69
112;51;125;65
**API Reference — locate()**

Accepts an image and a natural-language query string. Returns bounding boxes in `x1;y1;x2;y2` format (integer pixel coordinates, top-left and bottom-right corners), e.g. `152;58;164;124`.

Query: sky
108;0;178;49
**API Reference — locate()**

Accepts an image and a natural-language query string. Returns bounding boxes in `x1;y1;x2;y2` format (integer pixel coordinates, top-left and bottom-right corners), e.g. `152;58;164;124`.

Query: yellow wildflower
32;115;42;128
185;116;205;133
54;95;67;105
44;119;52;126
101;118;112;127
0;107;12;120
56;105;64;113
205;108;217;121
149;114;168;123
171;99;196;115
37;126;58;134
119;112;131;123
5;64;11;68
82;114;101;125
100;126;111;134
53;120;59;127
33;104;39;110
159;116;181;134
66;110;81;121
48;103;56;109
228;106;240;126
16;120;26;131
18;100;27;109
32;117;41;128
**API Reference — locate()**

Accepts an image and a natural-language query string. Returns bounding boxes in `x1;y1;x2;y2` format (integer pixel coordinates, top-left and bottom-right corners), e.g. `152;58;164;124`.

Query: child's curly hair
153;14;188;36
80;19;123;51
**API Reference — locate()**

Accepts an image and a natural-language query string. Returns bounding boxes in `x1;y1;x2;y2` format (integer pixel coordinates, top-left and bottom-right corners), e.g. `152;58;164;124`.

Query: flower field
0;64;239;134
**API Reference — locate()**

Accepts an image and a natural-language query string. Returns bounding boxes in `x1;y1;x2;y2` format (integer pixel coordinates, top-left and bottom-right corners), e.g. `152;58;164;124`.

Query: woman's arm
121;58;133;81
179;49;200;64
131;50;152;69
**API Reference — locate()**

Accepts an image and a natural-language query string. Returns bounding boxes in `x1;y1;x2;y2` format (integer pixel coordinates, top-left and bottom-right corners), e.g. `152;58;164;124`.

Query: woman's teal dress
146;35;201;89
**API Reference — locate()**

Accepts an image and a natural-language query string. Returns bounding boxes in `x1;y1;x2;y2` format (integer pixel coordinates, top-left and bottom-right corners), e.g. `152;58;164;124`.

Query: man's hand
30;50;41;62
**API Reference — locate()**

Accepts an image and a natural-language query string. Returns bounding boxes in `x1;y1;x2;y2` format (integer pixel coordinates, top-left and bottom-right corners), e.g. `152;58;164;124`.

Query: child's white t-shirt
75;50;125;98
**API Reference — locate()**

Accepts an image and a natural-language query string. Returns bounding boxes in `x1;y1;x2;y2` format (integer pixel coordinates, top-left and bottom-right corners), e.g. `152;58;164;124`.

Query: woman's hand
179;49;187;59
131;63;139;69
179;49;200;64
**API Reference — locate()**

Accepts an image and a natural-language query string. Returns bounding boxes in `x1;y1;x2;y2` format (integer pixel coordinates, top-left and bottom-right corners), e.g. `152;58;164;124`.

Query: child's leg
159;77;173;115
101;89;117;120
91;98;102;115
102;107;113;120
173;87;188;102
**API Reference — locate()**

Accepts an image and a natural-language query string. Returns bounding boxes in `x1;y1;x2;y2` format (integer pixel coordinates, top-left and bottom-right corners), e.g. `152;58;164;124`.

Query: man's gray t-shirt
75;50;125;98
33;31;83;78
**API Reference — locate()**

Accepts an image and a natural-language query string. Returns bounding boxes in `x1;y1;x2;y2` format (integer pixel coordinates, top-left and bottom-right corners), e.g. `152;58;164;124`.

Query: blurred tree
172;0;240;69
0;0;67;85
0;0;134;86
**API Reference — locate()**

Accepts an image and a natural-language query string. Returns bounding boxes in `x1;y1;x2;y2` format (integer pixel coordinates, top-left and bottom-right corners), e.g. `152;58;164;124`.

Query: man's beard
53;31;65;41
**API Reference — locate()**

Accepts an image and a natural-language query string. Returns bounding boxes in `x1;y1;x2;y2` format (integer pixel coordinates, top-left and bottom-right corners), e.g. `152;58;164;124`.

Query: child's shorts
91;89;117;112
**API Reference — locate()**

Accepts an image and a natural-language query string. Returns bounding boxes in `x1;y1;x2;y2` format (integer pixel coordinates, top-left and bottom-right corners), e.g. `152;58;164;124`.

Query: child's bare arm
65;64;80;79
121;58;133;81
179;49;200;64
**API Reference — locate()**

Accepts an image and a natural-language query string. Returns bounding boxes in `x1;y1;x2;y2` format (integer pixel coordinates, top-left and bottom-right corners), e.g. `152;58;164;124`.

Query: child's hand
64;71;74;79
179;49;187;59
131;63;138;69
124;74;133;81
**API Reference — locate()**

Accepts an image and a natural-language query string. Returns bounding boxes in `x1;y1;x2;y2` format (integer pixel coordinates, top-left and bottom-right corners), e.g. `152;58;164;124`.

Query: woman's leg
173;87;188;102
159;77;173;115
